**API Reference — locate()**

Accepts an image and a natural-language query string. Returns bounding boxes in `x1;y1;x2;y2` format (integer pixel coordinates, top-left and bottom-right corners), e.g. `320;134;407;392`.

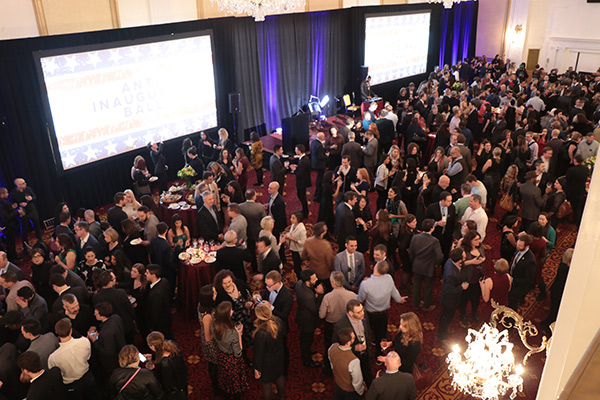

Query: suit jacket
334;250;366;290
270;154;286;186
5;262;25;281
262;284;293;331
366;370;417;400
519;181;546;220
259;248;281;275
149;236;175;274
94;314;126;373
20;294;49;332
363;138;379;168
333;313;372;357
409;233;443;277
239;201;266;240
301;237;335;280
334;166;357;195
294;281;322;332
188;156;205;180
268;194;287;237
145;279;173;338
197;205;224;242
150;143;167;175
26;367;64;400
216;246;251;281
341;141;363;170
92;287;136;338
565;164;589;200
440;259;463;309
294;155;312;189
310;139;327;170
65;270;86;289
106;206;128;238
424;202;457;244
533;172;551;196
51;286;89;318
509;249;537;297
77;234;103;261
375;118;395;147
335;203;358;248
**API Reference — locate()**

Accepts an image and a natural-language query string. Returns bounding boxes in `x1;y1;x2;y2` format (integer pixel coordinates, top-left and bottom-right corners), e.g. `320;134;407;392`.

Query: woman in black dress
109;249;132;289
121;218;148;267
318;171;341;234
214;270;254;350
379;311;423;373
543;176;567;228
354;195;373;254
398;214;417;289
129;263;148;337
181;138;193;165
500;215;519;262
253;304;286;400
481;147;504;214
146;331;188;400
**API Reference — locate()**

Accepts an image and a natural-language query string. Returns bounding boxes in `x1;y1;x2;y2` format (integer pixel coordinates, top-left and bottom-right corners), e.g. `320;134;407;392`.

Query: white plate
205;256;216;264
149;176;158;182
130;238;142;245
178;252;190;261
180;205;191;210
191;205;197;210
189;257;202;264
168;203;180;210
208;251;217;258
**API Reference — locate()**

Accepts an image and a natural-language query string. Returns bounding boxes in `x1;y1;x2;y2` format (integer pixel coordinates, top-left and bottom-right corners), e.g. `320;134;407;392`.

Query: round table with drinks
158;186;199;238
177;239;218;319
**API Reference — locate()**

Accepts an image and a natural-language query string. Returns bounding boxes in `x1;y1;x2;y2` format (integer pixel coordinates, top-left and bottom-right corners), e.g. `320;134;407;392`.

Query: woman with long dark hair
374;154;393;211
253;304;286;400
398;214;417;289
212;301;249;400
233;148;250;192
214;270;254;349
146;331;188;399
129;263;148;336
181;138;193;165
133;157;152;195
54;233;77;272
354;195;373;254
198;284;219;393
460;230;486;325
167;213;190;261
379;312;423;373
121;219;148;266
110;249;133;289
543;176;567;227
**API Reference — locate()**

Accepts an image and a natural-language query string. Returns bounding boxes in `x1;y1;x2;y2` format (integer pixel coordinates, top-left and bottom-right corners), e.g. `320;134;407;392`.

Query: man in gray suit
239;189;266;273
341;132;363;170
519;170;548;231
409;219;443;312
334;236;365;293
269;145;286;194
362;130;378;180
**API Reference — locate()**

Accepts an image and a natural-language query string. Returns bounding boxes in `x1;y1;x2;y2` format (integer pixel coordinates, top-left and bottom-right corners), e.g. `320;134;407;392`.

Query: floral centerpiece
177;165;197;189
585;156;596;174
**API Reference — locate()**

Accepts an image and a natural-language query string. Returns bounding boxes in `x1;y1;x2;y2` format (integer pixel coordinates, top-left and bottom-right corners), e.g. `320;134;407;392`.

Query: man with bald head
10;178;43;247
311;131;328;202
366;351;417;400
215;230;251;281
429;174;450;207
267;182;287;238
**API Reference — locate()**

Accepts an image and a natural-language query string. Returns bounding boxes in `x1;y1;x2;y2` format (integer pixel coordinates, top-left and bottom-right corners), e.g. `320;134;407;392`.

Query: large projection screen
34;32;218;171
364;12;431;86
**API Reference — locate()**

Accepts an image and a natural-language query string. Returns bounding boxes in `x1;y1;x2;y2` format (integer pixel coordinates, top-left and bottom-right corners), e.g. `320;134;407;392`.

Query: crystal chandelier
210;0;305;21
447;324;524;400
428;0;476;9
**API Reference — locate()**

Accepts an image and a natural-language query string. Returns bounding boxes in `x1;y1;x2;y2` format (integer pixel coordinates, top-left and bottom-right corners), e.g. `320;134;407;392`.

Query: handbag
499;193;514;212
556;200;573;219
412;363;433;391
116;367;141;400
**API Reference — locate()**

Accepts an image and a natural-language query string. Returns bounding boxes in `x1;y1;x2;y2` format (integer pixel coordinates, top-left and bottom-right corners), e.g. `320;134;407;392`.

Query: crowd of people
0;56;597;400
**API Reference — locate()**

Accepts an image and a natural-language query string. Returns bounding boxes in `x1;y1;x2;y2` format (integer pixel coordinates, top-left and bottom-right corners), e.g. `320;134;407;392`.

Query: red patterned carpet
12;169;577;400
169;170;578;400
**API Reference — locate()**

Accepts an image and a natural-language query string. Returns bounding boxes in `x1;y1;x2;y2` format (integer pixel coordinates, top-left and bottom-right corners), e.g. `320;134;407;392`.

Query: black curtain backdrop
0;3;476;219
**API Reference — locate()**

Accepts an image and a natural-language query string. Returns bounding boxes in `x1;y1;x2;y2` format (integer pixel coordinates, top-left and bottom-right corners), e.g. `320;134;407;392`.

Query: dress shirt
510;249;529;274
150;278;161;289
462;206;488;241
357;274;403;313
347;252;356;283
268;194;278;213
79;233;90;248
268;283;281;306
319;288;357;323
207;206;219;225
47;337;91;384
349;318;366;345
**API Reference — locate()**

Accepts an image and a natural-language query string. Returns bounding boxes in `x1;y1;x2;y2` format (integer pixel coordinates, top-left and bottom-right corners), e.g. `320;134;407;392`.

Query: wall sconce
514;24;523;34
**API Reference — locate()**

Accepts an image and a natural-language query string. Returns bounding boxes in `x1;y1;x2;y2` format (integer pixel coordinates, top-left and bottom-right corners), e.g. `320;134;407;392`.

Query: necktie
348;253;355;283
511;251;521;274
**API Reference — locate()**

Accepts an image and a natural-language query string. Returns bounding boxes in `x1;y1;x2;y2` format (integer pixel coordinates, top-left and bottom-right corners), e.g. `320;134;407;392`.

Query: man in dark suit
150;222;176;300
532;159;551;195
294;269;324;367
341;132;363;170
145;264;173;339
49;264;86;290
267;182;287;238
50;274;89;318
0;252;25;280
88;302;125;384
92;270;136;343
270;145;286;195
438;248;468;340
333;236;365;292
0;187;19;262
54;293;94;339
508;233;538;311
425;191;456;257
409;219;444;312
333;156;357;203
53;212;75;242
148;141;168;193
216;231;251;281
375;110;395;154
197;191;224;242
311;132;328;202
366;351;417;400
291;144;311;220
187;146;205;183
106;192;128;239
74;221;103;261
519;171;548;231
565;154;590;226
17;351;64;400
262;270;292;374
360;76;376;101
256;236;282;277
335;192;358;249
239;189;266;273
333;299;373;387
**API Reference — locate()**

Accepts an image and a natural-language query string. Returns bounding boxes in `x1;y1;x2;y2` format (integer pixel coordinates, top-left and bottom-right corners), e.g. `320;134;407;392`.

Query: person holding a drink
378;312;423;373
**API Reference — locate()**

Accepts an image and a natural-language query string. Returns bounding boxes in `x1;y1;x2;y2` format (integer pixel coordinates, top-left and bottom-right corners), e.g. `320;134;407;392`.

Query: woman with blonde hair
109;345;163;399
253;304;286;400
379;311;423;373
250;131;264;186
387;145;402;170
145;331;188;399
258;216;280;253
479;258;512;321
122;189;141;219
